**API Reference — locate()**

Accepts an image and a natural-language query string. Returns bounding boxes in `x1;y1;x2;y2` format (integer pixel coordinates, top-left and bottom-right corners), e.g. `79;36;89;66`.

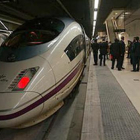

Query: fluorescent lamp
93;21;96;26
94;0;99;9
93;26;95;31
94;11;98;20
125;12;131;15
92;30;95;36
93;27;95;33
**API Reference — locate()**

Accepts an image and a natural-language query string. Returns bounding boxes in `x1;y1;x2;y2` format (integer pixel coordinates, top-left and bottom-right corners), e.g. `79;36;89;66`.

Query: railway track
0;114;56;140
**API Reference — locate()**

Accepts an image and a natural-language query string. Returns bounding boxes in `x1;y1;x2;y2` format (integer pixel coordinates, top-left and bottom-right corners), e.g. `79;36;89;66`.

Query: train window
64;35;84;61
2;18;65;48
0;18;65;62
2;30;58;48
65;44;76;61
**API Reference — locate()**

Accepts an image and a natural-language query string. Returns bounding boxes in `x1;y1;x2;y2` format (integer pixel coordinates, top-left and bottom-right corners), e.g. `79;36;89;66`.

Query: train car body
0;17;86;128
85;34;91;59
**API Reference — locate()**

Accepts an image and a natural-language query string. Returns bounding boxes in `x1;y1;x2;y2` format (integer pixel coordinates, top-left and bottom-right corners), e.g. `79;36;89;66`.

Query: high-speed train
85;34;91;59
0;17;87;128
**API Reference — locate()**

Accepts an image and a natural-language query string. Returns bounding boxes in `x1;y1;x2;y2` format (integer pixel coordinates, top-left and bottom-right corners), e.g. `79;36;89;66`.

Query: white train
0;17;87;128
85;34;91;59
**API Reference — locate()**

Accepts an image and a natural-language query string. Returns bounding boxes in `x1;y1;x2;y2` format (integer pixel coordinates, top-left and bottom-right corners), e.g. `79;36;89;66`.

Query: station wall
125;19;140;41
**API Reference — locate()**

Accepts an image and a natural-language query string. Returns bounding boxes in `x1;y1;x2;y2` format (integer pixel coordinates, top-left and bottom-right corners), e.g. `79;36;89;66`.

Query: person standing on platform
91;39;99;65
106;41;109;59
110;38;121;71
130;37;136;65
99;39;108;66
127;40;132;58
120;36;125;69
131;36;140;72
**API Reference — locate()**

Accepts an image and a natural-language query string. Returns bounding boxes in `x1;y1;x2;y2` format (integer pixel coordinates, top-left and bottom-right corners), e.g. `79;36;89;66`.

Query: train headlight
8;67;39;91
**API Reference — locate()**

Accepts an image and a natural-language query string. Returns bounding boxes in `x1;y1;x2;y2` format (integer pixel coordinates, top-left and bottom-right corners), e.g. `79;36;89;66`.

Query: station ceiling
96;0;132;34
0;0;136;38
0;0;93;38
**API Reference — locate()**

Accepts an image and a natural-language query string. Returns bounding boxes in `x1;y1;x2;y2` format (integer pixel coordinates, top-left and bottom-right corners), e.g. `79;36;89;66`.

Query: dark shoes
121;67;125;69
131;70;136;72
131;69;139;72
111;67;114;69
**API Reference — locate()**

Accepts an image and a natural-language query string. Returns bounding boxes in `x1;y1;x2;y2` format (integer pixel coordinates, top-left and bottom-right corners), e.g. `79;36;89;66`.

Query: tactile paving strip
96;66;140;140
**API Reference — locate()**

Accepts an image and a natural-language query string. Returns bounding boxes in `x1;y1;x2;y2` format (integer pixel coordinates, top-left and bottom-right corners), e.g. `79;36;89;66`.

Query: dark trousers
120;54;124;68
100;54;106;66
127;50;130;58
93;52;98;64
112;56;121;70
130;53;134;64
133;56;140;71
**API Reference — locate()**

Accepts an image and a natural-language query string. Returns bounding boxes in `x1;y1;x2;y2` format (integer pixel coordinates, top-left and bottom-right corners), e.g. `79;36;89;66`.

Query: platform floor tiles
81;54;140;140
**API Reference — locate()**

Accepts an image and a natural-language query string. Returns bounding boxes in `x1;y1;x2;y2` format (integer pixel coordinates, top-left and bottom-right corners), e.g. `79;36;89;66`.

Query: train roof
13;17;76;33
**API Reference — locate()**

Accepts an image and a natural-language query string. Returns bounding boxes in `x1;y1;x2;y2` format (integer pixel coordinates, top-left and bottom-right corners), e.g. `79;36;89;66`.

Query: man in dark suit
99;39;108;66
131;36;140;72
91;39;99;65
110;38;121;71
120;36;125;69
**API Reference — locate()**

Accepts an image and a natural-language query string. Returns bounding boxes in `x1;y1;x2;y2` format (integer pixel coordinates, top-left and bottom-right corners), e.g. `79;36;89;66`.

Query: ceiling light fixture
119;16;124;19
125;12;131;15
94;0;99;9
92;29;95;35
94;11;98;20
93;0;100;36
93;21;96;26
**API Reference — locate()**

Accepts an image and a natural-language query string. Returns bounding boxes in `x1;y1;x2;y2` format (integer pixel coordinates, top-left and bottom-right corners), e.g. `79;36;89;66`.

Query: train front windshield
0;18;65;62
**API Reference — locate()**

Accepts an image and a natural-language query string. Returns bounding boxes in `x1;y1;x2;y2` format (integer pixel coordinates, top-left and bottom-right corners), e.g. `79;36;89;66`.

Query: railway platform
0;53;140;140
81;53;140;140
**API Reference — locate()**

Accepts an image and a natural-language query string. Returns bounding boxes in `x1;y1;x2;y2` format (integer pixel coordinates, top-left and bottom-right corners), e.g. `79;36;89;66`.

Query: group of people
91;39;108;66
91;36;140;72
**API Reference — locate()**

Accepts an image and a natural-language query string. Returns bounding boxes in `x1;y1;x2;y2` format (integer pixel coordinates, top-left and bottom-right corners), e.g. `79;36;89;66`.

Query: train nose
0;91;43;128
